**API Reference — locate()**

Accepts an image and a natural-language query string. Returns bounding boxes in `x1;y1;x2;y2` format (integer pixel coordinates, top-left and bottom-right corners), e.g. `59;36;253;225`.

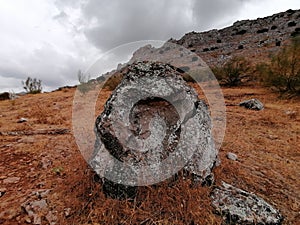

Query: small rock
64;208;71;217
40;157;52;169
211;182;283;224
3;176;20;184
284;110;297;119
46;211;57;225
239;98;264;110
226;152;238;161
17;118;28;123
22;199;49;225
0;188;7;197
24;216;31;223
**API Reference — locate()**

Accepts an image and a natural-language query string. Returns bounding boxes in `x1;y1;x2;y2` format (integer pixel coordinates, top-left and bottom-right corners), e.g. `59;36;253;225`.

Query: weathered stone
211;182;283;225
90;61;217;199
239;99;264;110
22;199;48;225
226;152;238;161
17;118;28;123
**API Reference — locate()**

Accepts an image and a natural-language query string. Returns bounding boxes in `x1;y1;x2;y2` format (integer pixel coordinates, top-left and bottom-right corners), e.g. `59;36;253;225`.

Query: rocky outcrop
211;182;283;225
90;61;218;198
132;9;300;67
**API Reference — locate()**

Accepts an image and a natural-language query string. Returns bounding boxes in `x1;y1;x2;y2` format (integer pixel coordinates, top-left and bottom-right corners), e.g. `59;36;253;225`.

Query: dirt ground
0;84;299;225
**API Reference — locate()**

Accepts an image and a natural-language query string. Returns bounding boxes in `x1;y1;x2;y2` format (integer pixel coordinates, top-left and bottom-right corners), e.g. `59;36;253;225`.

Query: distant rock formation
132;9;300;67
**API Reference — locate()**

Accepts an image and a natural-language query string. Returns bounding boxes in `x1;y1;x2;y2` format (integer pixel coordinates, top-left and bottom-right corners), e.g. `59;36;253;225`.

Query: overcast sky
0;0;299;93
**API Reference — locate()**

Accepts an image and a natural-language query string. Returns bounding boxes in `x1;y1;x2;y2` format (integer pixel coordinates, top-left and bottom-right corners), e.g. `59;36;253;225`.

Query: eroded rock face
211;182;283;225
90;61;217;198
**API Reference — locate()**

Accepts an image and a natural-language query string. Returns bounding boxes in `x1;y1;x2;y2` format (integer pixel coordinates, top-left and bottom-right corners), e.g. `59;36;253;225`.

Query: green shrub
212;57;250;86
22;77;42;94
77;70;93;94
258;37;300;95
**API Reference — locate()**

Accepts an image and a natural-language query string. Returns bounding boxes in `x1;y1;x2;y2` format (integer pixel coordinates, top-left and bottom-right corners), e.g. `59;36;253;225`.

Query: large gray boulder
90;61;218;198
211;182;283;225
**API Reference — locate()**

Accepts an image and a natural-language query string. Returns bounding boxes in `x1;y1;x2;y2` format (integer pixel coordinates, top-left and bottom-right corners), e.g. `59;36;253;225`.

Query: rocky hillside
132;9;300;67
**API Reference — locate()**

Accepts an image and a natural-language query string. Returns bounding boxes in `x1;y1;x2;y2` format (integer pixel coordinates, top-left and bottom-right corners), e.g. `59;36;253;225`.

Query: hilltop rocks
154;9;300;67
239;99;264;110
211;182;283;225
90;61;218;198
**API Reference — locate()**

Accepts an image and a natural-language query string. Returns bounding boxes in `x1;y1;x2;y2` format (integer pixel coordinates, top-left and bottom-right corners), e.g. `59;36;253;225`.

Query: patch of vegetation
236;29;247;35
212;57;250;87
288;21;297;27
271;25;278;30
77;70;93;94
22;77;42;94
257;37;300;96
257;28;269;34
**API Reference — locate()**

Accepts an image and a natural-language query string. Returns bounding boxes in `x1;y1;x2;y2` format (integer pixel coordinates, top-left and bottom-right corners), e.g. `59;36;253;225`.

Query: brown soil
0;85;299;225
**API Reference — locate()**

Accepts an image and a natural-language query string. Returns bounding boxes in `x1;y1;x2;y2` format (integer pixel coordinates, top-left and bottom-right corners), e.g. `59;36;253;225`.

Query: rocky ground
0;84;299;224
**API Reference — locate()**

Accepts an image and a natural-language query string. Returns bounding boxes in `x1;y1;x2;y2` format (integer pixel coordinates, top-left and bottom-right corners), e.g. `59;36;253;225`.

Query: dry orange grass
0;85;299;224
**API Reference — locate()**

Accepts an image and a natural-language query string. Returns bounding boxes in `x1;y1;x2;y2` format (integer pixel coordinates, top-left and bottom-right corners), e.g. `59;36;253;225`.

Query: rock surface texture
211;182;283;225
90;61;217;198
239;99;264;110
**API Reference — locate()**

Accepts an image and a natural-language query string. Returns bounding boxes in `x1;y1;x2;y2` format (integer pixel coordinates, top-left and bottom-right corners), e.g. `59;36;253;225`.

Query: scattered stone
24;215;31;223
239;99;264;110
40;157;53;169
22;199;48;225
17;118;28;123
90;61;217;199
211;182;283;225
0;188;7;197
226;152;238;161
46;211;57;225
284;110;297;119
64;208;71;217
3;176;20;184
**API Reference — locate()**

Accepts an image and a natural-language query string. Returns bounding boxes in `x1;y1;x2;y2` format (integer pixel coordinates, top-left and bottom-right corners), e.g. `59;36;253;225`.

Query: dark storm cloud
77;0;251;51
81;0;194;50
192;0;246;29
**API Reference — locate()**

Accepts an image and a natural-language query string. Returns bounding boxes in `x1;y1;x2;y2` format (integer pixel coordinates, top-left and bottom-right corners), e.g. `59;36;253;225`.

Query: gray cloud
0;0;299;92
78;0;252;51
80;0;194;50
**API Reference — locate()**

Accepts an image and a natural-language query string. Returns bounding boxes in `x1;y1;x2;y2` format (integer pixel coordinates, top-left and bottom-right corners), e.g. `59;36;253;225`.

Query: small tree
77;69;93;94
259;37;300;95
22;77;42;94
213;57;250;86
77;69;90;84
